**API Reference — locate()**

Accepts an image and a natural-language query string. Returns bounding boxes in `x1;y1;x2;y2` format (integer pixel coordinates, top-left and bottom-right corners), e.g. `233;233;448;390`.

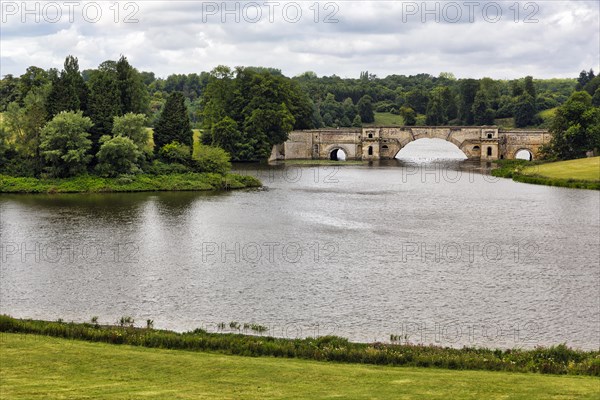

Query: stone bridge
271;126;551;161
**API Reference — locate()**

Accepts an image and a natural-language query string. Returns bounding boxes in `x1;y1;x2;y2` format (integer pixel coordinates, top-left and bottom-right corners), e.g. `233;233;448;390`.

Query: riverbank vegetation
491;87;600;190
0;173;260;194
1;316;598;376
0;57;263;193
3;333;599;399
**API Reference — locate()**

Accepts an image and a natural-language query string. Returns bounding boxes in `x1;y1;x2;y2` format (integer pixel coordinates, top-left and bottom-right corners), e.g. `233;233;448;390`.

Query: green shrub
159;141;191;165
145;160;190;175
95;135;143;177
192;144;232;175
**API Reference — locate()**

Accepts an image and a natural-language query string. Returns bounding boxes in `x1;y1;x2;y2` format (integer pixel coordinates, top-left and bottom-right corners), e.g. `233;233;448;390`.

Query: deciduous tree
40;111;93;177
546;91;600;159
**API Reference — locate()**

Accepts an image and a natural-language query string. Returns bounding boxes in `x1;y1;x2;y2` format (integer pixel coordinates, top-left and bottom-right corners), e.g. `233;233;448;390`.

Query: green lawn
369;112;405;126
522;157;600;181
1;334;599;399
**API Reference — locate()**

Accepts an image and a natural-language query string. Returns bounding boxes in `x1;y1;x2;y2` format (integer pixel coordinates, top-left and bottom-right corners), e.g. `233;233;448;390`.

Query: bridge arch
325;144;352;161
514;148;535;161
394;138;469;160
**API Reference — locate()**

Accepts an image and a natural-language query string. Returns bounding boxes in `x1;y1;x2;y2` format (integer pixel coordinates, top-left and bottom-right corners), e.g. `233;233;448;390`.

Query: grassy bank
0;316;598;376
492;157;600;190
2;334;599;399
0;173;261;194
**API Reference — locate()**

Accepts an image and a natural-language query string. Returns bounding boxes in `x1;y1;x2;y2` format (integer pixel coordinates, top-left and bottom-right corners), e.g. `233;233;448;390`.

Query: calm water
1;141;599;349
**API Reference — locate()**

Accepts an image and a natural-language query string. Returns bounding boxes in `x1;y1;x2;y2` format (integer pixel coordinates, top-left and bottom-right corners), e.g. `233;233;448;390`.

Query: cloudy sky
1;0;598;79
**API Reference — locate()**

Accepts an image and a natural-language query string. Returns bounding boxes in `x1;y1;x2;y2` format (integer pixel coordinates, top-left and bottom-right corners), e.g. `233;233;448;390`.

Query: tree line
0;56;230;178
0;56;598;173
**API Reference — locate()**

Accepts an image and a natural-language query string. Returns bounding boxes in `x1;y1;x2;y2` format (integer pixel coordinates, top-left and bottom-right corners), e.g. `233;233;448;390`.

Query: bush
95;135;143;177
145;160;190;175
192;144;231;175
159;141;191;165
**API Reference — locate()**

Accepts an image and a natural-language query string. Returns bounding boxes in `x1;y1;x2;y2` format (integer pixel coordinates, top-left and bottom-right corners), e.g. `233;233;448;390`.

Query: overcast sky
1;0;598;79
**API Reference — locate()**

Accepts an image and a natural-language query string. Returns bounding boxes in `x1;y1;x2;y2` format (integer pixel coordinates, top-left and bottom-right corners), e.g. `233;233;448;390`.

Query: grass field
522;157;600;181
368;112;405;126
1;334;599;400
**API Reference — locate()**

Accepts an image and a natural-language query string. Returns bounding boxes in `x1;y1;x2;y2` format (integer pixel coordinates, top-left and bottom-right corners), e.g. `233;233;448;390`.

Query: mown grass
0;173;261;194
1;316;598;376
368;112;406;126
492;158;600;190
521;156;600;181
2;333;599;400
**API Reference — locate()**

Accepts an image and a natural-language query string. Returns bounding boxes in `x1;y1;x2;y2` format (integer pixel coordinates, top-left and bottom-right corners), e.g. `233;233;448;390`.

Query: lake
1;140;598;349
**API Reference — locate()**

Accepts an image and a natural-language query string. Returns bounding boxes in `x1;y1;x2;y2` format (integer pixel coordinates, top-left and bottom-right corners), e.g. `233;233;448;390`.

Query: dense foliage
39;111;93;177
543;91;600;159
200;66;311;160
0;56;234;179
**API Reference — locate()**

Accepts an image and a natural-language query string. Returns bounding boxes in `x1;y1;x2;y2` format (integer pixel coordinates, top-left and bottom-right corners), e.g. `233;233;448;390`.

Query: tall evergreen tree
46;55;88;117
87;69;122;154
154;92;193;149
116;56;149;115
357;95;375;123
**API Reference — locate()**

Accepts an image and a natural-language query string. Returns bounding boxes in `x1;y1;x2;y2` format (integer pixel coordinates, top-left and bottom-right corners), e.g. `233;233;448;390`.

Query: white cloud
0;0;598;79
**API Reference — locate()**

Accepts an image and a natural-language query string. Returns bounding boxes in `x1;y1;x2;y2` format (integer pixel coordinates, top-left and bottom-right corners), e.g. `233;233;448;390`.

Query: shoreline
0;172;262;194
1;315;598;376
491;158;600;190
